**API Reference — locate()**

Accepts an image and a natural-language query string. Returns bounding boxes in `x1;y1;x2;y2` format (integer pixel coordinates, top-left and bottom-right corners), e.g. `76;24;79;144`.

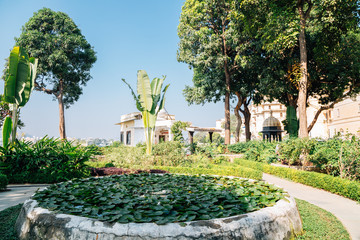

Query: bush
0;173;8;190
157;165;263;180
152;141;187;166
278;138;317;166
228;141;277;163
0;137;97;183
235;159;360;201
101;144;149;168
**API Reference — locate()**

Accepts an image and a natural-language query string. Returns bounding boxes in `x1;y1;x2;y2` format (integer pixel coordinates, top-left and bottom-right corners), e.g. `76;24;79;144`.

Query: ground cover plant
32;173;287;224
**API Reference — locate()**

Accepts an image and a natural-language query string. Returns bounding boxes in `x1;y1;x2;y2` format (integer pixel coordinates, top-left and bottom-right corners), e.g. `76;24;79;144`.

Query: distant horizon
0;0;225;139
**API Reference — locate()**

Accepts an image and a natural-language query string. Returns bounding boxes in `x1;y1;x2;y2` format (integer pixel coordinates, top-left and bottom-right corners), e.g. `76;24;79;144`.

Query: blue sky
0;0;224;139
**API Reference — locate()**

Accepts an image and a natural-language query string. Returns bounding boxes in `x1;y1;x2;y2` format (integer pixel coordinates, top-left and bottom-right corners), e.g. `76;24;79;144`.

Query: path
263;173;360;240
0;184;49;211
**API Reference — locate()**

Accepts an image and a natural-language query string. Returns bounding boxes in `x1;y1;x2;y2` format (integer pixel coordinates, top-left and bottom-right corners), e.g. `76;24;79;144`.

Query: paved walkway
0;184;49;211
263;173;360;240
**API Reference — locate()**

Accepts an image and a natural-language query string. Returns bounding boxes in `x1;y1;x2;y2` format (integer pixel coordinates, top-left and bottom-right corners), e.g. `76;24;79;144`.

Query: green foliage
235;159;360;202
2;117;12;148
170;121;190;142
0;204;22;240
0;137;97;183
122;70;169;154
33;173;285;224
295;199;350;240
15;8;97;108
282;105;298;138
228;141;278;163
100;145;149;168
152;141;187;166
278;138;318;166
158;165;263;180
2;46;37;145
0;173;8;190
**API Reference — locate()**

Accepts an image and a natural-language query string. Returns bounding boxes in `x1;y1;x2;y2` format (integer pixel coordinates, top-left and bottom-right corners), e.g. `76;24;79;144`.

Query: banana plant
122;70;169;154
2;46;38;146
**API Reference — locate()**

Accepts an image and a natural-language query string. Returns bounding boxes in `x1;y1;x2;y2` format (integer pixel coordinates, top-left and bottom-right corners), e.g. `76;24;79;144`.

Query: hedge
156;165;263;180
234;159;360;202
0;173;8;190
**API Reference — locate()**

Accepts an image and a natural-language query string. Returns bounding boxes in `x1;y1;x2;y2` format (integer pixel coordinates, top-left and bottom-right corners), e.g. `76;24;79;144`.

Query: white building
115;110;176;146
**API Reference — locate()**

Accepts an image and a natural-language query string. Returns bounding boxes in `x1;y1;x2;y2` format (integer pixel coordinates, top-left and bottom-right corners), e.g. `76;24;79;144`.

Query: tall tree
15;8;96;139
178;0;239;145
242;0;360;137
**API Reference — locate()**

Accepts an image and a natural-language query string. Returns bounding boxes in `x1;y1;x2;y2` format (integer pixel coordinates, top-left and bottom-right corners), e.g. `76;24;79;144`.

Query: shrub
102;144;150;168
157;165;263;180
235;159;360;201
278;138;317;166
0;173;8;190
0;137;96;183
228;141;277;163
152;141;187;166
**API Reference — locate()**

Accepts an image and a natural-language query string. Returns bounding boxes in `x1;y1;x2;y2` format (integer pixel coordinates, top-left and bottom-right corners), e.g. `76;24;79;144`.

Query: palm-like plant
122;70;169;154
2;46;38;146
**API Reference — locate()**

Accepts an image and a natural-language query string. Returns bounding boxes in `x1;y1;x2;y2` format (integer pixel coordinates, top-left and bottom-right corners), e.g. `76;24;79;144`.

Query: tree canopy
15;8;97;139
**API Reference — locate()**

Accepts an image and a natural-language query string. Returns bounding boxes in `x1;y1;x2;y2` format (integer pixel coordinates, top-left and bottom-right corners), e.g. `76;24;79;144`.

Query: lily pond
32;173;287;225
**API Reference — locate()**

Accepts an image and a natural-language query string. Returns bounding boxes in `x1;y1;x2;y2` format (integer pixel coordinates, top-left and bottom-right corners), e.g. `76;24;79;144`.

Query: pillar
209;132;213;143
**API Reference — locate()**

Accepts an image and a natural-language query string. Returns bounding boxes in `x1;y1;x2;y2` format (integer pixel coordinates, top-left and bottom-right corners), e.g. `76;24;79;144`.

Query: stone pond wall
16;196;302;240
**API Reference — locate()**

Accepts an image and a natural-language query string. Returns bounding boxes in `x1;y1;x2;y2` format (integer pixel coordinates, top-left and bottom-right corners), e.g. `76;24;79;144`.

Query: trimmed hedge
156;165;263;180
0;174;8;190
235;159;360;201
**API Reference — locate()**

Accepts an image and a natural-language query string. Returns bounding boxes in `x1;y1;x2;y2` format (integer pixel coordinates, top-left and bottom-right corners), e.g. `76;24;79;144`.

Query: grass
295;199;350;240
0;199;350;240
0;204;22;240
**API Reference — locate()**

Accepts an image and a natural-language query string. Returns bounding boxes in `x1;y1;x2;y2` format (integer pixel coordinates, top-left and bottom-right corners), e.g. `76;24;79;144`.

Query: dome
263;111;281;128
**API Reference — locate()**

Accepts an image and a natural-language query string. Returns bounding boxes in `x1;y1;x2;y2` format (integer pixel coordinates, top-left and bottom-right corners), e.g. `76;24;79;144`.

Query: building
328;95;360;137
115;110;176;146
249;94;360;139
250;101;286;140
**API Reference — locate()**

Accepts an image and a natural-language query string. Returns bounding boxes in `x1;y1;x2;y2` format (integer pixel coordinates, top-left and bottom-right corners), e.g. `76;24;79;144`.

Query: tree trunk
221;20;231;145
234;92;244;143
297;0;312;138
234;104;242;143
57;79;66;140
240;99;251;141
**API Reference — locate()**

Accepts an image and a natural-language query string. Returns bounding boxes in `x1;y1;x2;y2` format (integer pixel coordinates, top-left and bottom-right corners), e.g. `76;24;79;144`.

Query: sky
0;0;224;140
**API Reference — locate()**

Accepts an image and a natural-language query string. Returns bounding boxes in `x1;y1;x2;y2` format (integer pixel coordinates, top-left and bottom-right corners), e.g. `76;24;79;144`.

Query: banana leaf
137;70;153;111
19;57;38;107
2;117;12;147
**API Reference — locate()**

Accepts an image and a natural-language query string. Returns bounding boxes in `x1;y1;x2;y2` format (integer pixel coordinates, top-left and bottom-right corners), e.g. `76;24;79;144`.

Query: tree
171;121;191;142
122;70;169;155
178;0;240;145
242;0;360;137
15;8;96;139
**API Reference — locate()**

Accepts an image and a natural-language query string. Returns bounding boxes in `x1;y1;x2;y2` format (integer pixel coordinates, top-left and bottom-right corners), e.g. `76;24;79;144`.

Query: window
280;113;283;117
120;132;124;143
336;109;340;117
126;131;131;145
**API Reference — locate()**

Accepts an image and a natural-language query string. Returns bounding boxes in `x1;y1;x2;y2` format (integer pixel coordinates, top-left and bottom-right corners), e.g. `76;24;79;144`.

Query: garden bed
16;173;302;239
